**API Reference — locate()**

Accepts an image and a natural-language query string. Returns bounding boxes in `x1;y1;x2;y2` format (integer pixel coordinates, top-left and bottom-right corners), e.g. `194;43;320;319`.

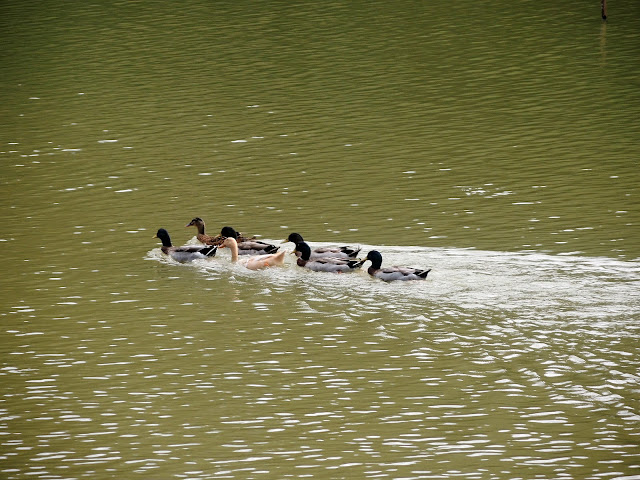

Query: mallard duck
154;228;217;263
186;217;254;245
283;232;361;259
220;226;279;256
185;217;221;245
294;241;364;273
362;250;431;281
219;237;286;270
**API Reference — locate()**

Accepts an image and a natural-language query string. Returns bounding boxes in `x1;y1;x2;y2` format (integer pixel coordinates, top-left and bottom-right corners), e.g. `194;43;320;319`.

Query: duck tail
201;245;217;257
418;268;431;279
345;246;361;257
351;259;367;269
272;251;286;266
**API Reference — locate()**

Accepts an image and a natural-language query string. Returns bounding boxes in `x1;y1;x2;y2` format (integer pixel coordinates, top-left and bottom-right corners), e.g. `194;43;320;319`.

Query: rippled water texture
2;0;639;479
2;244;640;479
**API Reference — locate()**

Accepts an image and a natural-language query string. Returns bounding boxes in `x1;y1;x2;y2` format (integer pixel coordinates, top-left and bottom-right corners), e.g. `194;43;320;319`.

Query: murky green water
2;0;639;479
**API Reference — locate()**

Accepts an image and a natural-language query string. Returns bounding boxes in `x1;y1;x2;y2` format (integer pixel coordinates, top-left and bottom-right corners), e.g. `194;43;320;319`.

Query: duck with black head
220;226;279;256
294;241;364;273
283;232;360;259
154;228;217;263
362;250;431;281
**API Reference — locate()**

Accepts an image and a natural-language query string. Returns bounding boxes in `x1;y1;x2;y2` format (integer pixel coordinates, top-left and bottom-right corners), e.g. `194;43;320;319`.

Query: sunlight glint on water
2;0;639;478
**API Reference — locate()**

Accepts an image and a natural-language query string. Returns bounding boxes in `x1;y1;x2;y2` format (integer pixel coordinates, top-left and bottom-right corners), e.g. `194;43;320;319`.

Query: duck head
185;217;205;228
283;232;304;244
294;241;312;261
365;250;383;270
154;228;173;247
220;226;239;239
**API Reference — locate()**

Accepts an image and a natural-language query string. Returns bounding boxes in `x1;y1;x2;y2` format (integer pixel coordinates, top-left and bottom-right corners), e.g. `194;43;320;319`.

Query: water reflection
600;21;607;65
3;198;639;479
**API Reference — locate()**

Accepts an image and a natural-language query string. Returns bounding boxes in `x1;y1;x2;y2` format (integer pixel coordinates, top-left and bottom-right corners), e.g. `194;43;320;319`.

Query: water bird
362;250;431;281
219;226;279;256
294;241;364;273
186;217;250;245
219;237;286;270
283;232;361;259
154;228;217;263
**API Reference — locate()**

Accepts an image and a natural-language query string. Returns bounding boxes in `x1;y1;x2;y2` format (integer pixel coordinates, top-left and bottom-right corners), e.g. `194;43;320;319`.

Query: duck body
284;232;360;259
221;226;279;256
185;217;219;245
185;218;253;245
154;228;217;263
219;237;285;270
363;250;430;281
294;241;364;273
185;217;249;245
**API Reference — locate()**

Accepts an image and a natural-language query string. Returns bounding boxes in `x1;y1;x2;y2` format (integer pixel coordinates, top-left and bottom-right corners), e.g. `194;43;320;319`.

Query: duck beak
185;222;193;227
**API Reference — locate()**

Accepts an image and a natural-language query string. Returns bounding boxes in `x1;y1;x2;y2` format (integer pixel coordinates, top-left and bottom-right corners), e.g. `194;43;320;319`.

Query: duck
186;217;255;245
294;241;365;273
283;232;361;259
154;228;217;263
185;217;222;245
219;237;286;270
220;226;279;256
362;250;431;281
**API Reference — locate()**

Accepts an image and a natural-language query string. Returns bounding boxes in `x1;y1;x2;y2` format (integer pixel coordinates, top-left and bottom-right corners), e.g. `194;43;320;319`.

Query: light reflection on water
150;240;638;323
2;0;640;477
2;240;639;478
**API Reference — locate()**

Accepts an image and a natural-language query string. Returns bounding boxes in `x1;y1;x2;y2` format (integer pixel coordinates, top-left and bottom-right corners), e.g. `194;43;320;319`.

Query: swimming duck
185;217;221;245
362;250;431;281
154;228;217;263
186;217;255;245
220;226;279;256
294;241;364;273
219;237;286;270
283;232;361;259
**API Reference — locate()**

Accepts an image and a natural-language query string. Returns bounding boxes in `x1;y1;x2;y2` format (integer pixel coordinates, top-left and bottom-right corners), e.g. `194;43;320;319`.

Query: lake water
2;0;639;479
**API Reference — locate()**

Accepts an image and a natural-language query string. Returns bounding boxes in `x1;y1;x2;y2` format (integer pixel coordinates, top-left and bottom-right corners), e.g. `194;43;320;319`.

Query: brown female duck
186;218;278;256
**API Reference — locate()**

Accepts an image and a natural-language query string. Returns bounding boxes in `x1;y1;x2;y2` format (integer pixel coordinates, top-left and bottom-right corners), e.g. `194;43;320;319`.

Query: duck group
153;217;431;282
